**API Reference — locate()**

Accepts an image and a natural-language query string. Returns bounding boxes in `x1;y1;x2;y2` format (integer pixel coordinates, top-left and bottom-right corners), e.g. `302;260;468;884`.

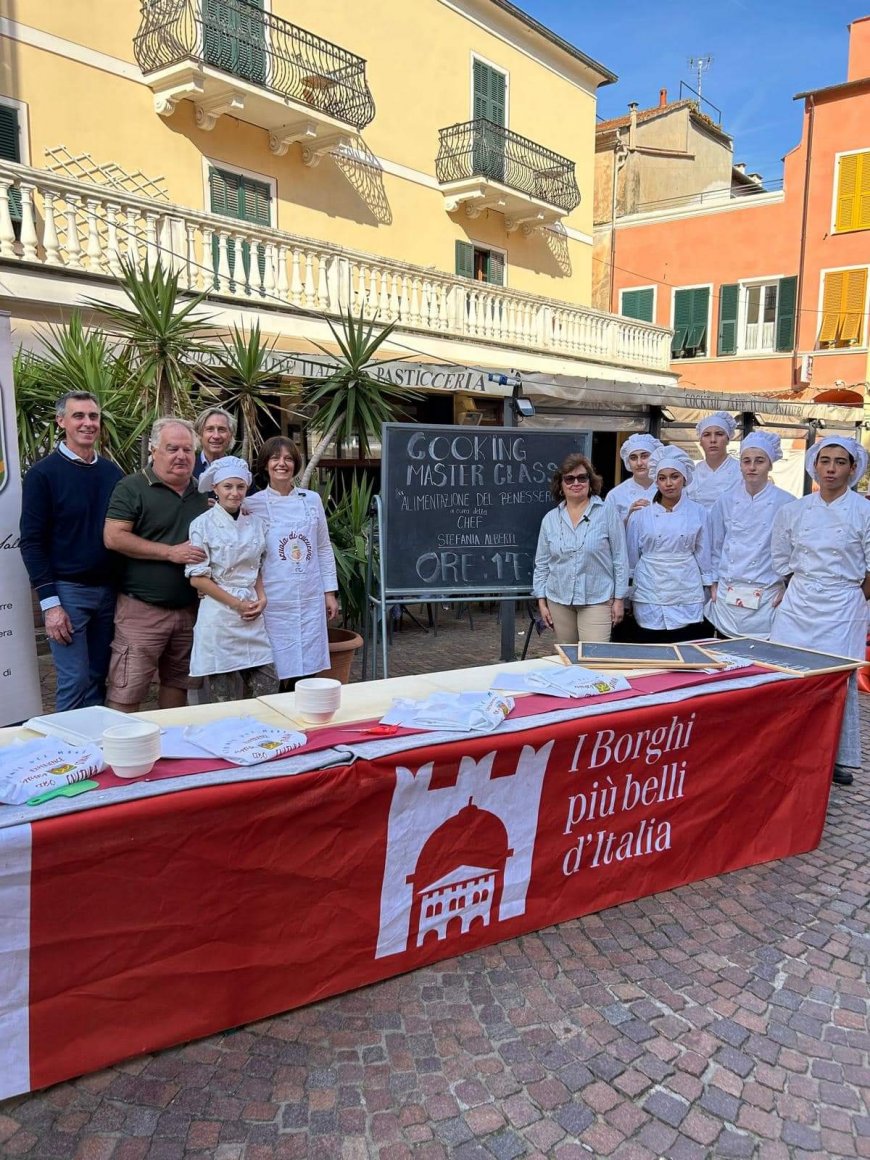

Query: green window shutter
621;288;654;322
0;104;21;223
717;283;739;355
672;289;693;356
472;59;506;126
687;287;709;353
0;104;20;162
775;275;797;352
240;176;271;226
455;240;474;279
209;167;237;217
487;250;505;286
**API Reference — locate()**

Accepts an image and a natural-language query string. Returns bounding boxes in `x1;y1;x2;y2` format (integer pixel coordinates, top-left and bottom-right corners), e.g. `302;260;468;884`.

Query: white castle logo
375;741;553;959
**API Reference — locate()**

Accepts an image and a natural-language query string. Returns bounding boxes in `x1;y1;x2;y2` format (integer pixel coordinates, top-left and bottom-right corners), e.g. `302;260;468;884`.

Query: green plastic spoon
26;779;100;807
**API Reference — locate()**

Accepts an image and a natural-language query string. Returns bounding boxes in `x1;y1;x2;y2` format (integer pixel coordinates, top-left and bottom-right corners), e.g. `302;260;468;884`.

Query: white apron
187;506;273;677
770;494;869;660
705;583;783;640
627;497;712;630
705;483;795;640
245;488;337;680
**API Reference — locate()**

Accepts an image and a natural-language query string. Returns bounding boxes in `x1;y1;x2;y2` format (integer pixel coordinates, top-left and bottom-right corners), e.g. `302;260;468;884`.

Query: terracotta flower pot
318;626;364;685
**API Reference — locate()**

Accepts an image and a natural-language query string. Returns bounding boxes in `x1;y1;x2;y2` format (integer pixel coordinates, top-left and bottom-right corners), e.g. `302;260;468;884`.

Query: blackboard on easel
380;424;590;597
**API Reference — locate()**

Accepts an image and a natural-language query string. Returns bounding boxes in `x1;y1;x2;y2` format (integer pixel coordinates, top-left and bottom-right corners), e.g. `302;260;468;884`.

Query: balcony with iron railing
436;119;581;232
133;0;375;158
0;160;672;373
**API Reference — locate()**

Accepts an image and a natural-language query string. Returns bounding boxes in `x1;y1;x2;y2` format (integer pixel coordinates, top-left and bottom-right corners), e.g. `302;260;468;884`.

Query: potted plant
315;472;375;683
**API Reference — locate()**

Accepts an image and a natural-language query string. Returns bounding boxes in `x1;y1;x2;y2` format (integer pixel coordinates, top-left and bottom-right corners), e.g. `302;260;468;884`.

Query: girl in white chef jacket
604;433;664;523
245;437;339;687
706;431;796;640
626;446;714;642
185;456;278;701
770;436;870;787
686;411;742;510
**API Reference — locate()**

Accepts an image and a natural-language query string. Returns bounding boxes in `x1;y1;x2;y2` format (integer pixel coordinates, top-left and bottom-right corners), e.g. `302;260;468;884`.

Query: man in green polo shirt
103;418;210;711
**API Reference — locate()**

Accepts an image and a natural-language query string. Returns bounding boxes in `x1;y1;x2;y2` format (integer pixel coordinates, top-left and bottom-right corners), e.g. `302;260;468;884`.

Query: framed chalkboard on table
701;637;860;675
380;424;590;597
555;642;726;669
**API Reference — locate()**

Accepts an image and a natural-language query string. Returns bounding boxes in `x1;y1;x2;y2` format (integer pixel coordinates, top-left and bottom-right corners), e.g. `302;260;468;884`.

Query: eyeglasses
562;473;589;485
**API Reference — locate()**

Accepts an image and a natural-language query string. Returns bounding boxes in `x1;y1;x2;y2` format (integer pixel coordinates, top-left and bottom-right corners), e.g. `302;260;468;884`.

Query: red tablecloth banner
0;670;844;1096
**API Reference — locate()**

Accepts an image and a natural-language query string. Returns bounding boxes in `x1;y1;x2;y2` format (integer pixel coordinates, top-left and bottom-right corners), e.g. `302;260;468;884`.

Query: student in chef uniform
185;456;278;702
245;437;339;687
706;431;796;640
626;446;714;642
687;411;742;510
604;433;665;522
770;436;870;786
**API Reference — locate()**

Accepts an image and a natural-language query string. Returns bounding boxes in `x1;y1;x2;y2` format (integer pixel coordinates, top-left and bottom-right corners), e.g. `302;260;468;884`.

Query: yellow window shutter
858;153;870;230
836;154;859;232
819;271;844;343
840;268;868;344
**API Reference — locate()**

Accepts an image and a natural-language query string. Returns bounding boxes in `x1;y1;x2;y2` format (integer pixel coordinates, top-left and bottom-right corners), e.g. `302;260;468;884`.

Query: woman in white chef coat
533;453;629;644
706;431;795;640
245;437;339;687
626;446;714;642
604;433;664;522
186;456;278;701
770;436;870;786
686;411;742;510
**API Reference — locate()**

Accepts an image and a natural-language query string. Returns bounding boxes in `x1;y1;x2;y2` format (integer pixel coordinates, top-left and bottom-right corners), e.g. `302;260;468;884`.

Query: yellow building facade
0;0;673;411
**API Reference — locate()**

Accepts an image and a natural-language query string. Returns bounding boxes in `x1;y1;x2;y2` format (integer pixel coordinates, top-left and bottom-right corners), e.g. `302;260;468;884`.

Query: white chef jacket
186;505;274;677
626;495;713;630
532;497;629;606
686;456;741;510
244;487;338;680
604;477;656;523
770;489;870;660
706;482;796;639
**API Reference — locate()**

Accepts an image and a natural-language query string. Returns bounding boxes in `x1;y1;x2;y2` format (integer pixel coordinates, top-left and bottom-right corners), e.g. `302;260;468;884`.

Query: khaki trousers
547;599;613;644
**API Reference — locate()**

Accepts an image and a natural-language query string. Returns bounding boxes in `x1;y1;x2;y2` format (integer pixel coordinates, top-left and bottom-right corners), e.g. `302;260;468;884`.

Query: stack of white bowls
295;677;342;723
101;721;161;778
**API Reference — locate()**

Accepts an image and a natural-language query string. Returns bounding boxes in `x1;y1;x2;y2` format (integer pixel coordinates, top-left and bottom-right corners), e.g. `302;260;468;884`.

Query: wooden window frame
817;265;869;349
201;157;277;227
832;149;870;235
619;285;656;323
455;239;508;287
670;284;712;359
469;52;509;127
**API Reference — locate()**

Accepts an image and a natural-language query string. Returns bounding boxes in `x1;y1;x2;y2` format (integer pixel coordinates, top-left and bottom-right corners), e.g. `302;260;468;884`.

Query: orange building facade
602;16;870;403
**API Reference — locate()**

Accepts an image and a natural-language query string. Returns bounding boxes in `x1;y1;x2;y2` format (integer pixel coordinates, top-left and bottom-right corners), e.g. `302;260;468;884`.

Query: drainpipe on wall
608;137;627;314
794;94;815;395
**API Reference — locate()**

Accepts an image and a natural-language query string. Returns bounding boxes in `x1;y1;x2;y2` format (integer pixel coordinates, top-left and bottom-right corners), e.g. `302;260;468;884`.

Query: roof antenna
687;55;713;100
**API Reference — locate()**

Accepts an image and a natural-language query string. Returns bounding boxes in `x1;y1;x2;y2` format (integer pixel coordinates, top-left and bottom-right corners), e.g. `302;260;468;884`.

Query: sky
520;1;863;183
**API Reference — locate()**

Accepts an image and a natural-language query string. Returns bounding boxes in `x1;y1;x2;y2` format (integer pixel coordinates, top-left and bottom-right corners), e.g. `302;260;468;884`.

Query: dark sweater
19;448;124;601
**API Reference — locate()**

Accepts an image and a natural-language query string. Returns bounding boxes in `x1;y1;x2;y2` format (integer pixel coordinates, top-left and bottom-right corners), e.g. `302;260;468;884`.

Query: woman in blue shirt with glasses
533;453;629;644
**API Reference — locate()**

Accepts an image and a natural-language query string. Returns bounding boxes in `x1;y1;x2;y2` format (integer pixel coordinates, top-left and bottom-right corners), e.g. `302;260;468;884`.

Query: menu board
381;424;589;596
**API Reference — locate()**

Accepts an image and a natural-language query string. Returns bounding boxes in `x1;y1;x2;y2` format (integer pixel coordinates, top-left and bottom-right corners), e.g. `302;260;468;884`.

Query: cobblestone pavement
4;608;868;1160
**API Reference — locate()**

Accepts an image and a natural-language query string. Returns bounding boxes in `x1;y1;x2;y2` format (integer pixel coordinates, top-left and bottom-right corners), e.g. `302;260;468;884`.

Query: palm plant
86;260;215;418
13;317;149;474
299;309;418;488
213;322;292;461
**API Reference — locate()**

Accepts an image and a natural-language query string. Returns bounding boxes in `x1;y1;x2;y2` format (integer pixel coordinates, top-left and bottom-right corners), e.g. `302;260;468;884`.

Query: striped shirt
532;497;629;605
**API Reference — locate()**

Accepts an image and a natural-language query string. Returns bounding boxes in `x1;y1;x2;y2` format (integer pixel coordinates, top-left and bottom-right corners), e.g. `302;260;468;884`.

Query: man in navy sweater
19;391;123;710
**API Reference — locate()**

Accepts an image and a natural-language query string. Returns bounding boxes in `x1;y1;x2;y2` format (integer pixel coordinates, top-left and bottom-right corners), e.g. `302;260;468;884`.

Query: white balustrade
0;159;671;371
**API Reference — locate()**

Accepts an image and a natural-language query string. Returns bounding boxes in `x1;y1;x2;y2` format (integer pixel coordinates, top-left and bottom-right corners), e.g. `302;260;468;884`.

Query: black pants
632;620;707;645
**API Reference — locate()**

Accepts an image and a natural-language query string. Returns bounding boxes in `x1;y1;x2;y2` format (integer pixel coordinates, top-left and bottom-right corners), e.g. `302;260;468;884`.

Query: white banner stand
0;311;43;725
